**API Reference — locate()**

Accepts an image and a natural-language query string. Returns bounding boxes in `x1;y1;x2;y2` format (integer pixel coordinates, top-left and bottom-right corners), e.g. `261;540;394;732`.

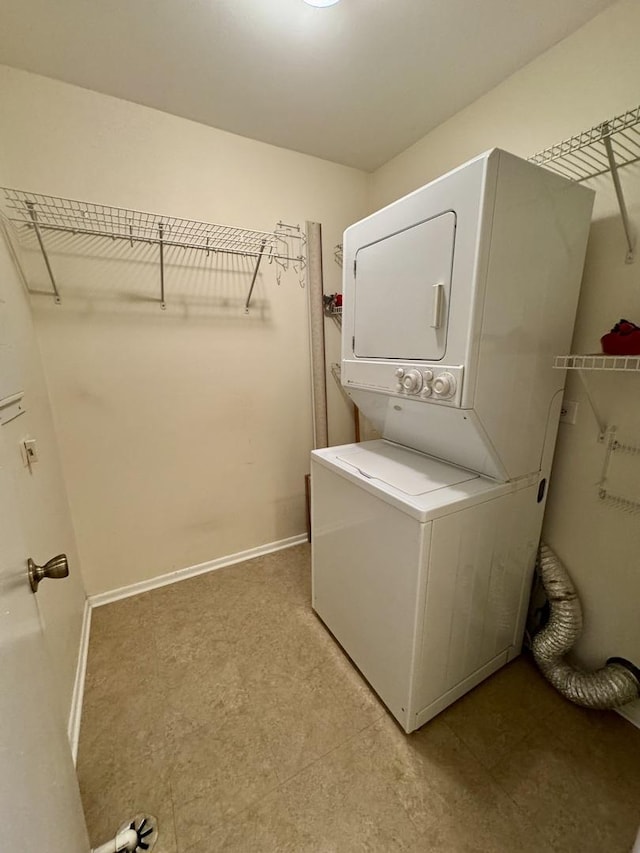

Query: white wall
0;65;368;595
0;227;86;723
370;0;640;722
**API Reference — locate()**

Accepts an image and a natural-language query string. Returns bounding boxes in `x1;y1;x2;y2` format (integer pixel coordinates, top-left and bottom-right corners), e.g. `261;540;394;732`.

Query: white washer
311;440;542;733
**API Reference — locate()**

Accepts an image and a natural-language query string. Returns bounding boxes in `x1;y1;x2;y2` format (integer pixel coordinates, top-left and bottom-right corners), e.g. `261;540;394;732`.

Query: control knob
401;369;423;394
432;372;456;398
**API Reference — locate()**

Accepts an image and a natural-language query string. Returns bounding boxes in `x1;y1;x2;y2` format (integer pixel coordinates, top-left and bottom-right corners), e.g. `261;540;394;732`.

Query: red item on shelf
601;319;640;355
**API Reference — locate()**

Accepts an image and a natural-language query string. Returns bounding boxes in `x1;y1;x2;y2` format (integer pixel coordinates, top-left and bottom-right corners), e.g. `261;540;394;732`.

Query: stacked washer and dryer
310;149;594;733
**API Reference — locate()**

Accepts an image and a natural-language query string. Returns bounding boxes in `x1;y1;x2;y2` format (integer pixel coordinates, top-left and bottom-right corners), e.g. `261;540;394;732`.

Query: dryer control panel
342;361;464;407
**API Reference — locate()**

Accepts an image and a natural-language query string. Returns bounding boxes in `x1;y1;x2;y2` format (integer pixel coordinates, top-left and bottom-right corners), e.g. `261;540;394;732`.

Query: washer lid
335;442;478;496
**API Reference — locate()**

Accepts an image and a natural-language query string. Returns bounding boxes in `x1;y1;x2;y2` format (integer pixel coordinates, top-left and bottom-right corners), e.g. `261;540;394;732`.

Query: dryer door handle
431;283;444;329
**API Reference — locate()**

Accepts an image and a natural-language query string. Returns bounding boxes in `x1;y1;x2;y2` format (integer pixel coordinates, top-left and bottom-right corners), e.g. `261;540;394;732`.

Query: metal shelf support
530;104;640;264
244;239;267;313
26;201;61;304
602;124;635;263
554;353;640;441
158;223;166;310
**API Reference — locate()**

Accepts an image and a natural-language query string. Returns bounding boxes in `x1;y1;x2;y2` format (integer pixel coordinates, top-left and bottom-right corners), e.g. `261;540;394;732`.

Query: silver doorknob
28;554;70;593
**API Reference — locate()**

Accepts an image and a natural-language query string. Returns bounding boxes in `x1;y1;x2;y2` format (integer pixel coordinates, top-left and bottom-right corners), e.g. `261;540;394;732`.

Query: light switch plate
21;438;38;469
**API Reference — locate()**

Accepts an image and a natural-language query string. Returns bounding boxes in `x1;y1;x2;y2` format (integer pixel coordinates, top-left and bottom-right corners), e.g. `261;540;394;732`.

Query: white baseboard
89;533;309;608
68;598;92;765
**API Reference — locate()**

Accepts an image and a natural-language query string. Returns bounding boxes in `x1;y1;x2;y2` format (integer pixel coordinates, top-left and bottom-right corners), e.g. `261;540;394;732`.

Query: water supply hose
532;543;640;709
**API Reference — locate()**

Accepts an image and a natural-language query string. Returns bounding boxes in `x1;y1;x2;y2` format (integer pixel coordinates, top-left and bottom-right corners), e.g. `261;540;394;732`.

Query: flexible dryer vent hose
532;544;640;709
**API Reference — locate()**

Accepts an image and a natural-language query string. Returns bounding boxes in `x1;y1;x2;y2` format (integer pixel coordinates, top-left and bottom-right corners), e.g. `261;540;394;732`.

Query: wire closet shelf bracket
597;429;640;514
0;188;306;311
529;104;640;264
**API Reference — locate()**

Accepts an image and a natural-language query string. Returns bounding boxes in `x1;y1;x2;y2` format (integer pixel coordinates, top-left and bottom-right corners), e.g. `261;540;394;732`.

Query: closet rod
19;219;278;259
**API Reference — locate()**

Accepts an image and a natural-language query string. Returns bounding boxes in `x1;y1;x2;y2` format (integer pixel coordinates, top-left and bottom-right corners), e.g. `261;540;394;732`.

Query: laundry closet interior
1;1;640;851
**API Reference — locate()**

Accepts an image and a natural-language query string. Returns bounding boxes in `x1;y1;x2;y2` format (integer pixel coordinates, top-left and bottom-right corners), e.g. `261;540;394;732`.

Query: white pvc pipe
305;221;328;449
92;827;139;853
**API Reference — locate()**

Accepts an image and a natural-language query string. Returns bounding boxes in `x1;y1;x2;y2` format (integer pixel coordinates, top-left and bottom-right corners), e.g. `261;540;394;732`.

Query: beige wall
0;227;86;723
0;65;368;596
370;0;640;721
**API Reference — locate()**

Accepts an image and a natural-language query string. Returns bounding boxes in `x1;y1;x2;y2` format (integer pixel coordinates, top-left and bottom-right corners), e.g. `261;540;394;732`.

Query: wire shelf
1;188;280;258
599;489;640;513
0;188;305;309
598;431;640;514
322;293;342;326
554;354;640;371
529;104;640;263
529;105;640;182
334;243;343;267
328;305;342;325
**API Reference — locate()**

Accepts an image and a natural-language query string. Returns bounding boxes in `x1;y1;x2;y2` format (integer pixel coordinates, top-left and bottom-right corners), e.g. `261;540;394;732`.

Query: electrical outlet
560;400;579;425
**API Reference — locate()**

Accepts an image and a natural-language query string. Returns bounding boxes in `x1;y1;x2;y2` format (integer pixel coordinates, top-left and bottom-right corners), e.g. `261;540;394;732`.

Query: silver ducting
532;543;640;709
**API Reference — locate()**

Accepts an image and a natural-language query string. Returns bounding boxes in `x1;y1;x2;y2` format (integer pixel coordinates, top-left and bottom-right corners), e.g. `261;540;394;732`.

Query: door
0;429;90;852
353;211;455;362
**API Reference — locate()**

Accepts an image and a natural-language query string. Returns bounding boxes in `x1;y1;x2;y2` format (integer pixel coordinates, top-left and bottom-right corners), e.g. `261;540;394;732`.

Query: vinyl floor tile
78;544;640;853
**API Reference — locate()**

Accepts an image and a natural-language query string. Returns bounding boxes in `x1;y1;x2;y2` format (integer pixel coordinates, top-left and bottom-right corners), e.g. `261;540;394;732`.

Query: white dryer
311;149;594;732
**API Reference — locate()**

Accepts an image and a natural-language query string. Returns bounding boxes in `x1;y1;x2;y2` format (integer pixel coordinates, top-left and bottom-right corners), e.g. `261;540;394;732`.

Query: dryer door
353;211;455;362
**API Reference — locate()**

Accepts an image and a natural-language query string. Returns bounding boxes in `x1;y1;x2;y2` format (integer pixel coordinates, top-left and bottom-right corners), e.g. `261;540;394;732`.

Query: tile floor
77;544;640;852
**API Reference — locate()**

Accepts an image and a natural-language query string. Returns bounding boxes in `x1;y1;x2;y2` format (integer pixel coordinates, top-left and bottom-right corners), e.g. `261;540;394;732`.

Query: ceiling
0;0;617;171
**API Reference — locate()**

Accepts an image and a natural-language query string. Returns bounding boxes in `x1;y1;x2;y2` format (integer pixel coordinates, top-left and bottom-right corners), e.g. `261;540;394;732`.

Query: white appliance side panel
354;212;455;362
311;459;429;730
413;483;540;717
414;651;508;730
473;151;595;480
348;388;509;481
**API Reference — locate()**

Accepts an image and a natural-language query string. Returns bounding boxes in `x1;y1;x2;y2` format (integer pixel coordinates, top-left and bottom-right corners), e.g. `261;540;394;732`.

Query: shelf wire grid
0;188;286;259
554;354;640;372
598;433;640;514
529;105;640;182
599;489;640;513
327;305;342;325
